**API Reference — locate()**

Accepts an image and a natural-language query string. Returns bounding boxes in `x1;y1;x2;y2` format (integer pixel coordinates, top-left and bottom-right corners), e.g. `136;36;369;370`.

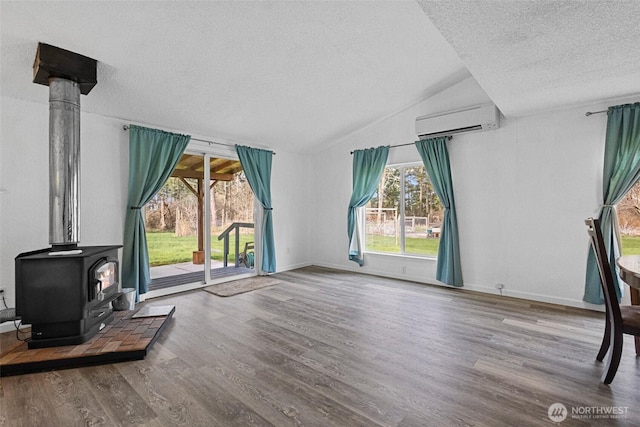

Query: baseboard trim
309;261;603;312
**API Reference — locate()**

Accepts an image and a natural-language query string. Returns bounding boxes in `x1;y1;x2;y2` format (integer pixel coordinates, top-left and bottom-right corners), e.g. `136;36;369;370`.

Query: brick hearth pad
0;305;174;377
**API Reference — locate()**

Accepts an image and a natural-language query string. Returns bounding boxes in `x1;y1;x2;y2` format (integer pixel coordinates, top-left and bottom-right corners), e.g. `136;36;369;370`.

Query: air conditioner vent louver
416;104;500;139
418;125;483;140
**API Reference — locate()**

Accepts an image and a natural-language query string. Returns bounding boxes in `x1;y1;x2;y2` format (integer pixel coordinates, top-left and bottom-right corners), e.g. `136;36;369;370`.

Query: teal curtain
235;145;276;273
122;126;190;299
415;137;463;287
348;146;389;266
584;103;640;304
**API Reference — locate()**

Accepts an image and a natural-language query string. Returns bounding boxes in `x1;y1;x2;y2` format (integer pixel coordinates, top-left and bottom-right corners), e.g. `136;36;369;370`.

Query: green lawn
366;234;439;256
366;235;640;257
147;232;640;266
621;235;640;255
146;231;254;266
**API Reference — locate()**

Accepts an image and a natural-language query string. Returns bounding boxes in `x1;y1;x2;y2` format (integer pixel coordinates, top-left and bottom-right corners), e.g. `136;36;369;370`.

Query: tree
145;177;192;231
146;170;254;236
618;180;640;235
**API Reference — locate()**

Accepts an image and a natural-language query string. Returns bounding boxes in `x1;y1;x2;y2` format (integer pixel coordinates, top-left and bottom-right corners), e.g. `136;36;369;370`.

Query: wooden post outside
193;178;205;264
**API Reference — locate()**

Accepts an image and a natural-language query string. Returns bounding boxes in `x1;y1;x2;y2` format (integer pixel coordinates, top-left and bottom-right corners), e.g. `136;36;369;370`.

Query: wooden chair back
585;218;622;328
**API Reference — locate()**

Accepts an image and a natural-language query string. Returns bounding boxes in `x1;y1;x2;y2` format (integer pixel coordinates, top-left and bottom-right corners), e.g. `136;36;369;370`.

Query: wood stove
13;44;127;349
15;245;122;348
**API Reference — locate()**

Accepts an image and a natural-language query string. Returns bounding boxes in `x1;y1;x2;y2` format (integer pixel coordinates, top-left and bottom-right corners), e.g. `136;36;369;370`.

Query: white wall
0;97;130;317
309;77;632;309
271;149;313;271
0;96;312;315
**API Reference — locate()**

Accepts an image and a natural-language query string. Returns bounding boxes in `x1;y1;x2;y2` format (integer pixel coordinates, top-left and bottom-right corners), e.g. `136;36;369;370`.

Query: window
618;179;640;255
365;164;443;256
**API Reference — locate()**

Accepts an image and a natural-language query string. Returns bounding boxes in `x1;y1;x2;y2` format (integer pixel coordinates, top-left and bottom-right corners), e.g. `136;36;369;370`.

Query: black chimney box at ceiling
33;42;97;95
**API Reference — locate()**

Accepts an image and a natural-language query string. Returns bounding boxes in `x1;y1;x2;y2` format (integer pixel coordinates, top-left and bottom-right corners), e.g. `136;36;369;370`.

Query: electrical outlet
401;266;407;274
495;283;504;290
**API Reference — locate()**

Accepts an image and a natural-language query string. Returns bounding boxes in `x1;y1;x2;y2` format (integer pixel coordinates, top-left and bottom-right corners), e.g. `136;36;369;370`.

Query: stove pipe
49;77;80;248
32;43;97;249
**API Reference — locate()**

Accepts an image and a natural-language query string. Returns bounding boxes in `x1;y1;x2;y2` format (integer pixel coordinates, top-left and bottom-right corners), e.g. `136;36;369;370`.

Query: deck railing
217;222;254;267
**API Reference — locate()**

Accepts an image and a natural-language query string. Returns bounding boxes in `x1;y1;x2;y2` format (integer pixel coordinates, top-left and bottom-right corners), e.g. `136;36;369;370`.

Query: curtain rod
122;125;275;155
585;109;608;117
350;136;451;155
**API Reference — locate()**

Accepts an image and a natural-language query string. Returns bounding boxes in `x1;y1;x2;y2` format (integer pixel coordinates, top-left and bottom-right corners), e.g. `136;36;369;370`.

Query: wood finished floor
1;266;639;426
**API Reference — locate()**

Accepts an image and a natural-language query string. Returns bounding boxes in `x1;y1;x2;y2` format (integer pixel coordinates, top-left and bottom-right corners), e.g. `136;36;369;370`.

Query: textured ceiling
2;1;640;153
418;0;640;117
0;0;467;153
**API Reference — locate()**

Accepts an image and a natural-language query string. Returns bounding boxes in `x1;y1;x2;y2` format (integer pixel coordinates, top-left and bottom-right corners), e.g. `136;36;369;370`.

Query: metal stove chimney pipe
32;43;98;249
48;77;81;247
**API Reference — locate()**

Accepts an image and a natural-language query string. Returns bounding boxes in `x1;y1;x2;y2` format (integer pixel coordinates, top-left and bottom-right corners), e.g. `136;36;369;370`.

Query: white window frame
362;162;438;259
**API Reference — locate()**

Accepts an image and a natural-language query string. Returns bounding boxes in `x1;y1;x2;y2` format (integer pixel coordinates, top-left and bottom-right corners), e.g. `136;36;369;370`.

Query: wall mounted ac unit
415;104;500;139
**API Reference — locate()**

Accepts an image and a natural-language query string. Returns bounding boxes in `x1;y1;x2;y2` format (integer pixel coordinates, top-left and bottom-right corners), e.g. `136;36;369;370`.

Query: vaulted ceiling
2;1;639;154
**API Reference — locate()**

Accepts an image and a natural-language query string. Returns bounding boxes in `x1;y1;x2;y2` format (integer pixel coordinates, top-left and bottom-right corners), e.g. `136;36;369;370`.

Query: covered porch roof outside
170;154;249;264
149;154;253;289
173;154;244;181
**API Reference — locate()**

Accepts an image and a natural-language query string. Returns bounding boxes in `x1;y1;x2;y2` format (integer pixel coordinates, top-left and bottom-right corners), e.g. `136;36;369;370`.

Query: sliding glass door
146;153;206;290
207;155;255;281
146;143;256;293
